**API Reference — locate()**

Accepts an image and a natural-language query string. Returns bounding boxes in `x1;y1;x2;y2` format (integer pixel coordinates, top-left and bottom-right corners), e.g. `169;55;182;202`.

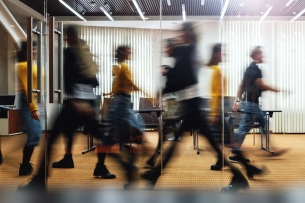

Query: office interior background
1;0;305;202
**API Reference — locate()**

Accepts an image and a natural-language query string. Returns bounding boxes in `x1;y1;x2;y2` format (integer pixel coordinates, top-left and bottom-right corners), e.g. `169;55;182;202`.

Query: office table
261;110;282;154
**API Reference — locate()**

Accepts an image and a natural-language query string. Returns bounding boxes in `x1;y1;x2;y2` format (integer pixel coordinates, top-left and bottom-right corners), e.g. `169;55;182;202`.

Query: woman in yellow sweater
96;45;144;189
15;41;42;176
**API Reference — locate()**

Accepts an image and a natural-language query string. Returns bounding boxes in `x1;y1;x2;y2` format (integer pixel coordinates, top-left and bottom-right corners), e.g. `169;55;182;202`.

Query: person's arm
210;67;222;117
255;78;280;92
121;65;140;91
232;83;245;111
16;63;40;120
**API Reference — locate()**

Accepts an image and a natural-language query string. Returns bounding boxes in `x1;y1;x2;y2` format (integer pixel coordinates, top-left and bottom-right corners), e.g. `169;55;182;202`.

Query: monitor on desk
0;95;16;109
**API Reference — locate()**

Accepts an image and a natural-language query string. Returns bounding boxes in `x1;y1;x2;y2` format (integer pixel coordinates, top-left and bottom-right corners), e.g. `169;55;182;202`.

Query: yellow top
16;61;39;112
210;65;226;116
112;63;139;95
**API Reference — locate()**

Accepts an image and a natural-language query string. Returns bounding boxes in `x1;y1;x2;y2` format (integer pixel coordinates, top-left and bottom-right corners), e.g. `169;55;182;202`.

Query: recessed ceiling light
10;25;15;27
293;12;296;15
90;1;96;7
261;12;264;14
239;3;244;6
145;17;149;20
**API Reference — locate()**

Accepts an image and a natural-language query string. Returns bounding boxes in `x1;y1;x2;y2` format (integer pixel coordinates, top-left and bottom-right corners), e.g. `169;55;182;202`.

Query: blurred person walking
95;45;146;189
141;22;250;193
15;41;42;176
230;46;287;163
19;25;115;191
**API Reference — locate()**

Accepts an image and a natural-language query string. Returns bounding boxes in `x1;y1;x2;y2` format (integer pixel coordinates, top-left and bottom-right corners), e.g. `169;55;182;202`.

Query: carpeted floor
0;131;303;193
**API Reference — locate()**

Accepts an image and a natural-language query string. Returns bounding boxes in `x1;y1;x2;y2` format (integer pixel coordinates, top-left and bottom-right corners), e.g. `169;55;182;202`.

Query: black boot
93;163;116;179
210;159;228;171
221;174;250;193
123;162;138;190
52;154;74;168
17;175;46;192
19;163;34;176
141;168;161;189
246;164;266;179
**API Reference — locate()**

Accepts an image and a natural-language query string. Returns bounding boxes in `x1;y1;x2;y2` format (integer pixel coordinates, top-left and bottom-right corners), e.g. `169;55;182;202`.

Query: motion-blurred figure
230;46;286;162
102;65;120;98
15;41;42;176
95;45;145;189
19;25;115;191
141;22;250;193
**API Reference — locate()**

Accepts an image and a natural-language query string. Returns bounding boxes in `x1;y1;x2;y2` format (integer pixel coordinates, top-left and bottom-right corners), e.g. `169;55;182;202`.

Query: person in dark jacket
141;22;250;193
18;25;115;191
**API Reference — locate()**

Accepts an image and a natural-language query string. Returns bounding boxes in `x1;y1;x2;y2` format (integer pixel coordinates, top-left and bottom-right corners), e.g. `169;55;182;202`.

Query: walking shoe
17;175;46;192
210;160;228;171
19;163;34;176
246;164;266;179
221;174;250;193
93;163;116;179
52;157;74;168
167;136;181;141
229;153;250;163
141;168;161;189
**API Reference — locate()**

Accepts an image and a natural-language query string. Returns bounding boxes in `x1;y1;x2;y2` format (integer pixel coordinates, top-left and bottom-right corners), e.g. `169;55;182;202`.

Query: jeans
18;92;42;146
233;101;266;150
107;93;143;143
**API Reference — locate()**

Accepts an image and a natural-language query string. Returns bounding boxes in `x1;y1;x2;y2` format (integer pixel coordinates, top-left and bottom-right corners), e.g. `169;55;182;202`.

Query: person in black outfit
141;22;250;193
18;25;115;191
230;46;283;162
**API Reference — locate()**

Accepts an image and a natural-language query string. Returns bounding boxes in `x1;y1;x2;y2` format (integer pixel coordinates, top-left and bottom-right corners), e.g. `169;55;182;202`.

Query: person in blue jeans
230;46;280;163
16;41;42;176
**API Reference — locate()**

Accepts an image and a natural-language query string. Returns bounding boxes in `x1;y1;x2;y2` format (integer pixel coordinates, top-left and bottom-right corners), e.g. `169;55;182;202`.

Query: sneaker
229;153;250;163
52;157;74;168
19;163;34;176
167;136;181;141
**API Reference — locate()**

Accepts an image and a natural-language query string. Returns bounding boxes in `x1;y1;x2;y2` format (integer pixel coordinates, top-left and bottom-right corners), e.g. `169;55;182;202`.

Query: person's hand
208;116;218;125
72;100;94;117
233;101;239;111
31;110;40;121
134;86;140;91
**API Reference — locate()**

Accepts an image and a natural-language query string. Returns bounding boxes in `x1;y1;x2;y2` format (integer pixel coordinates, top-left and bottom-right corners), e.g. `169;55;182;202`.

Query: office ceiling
18;0;305;19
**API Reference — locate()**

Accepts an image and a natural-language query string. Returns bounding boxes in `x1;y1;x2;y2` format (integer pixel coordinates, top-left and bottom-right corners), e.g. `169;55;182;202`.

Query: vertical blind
272;22;305;133
79;26;155;110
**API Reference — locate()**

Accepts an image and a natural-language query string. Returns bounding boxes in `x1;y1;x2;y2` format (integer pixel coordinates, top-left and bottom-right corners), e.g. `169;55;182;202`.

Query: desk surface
134;109;165;118
134;109;165;113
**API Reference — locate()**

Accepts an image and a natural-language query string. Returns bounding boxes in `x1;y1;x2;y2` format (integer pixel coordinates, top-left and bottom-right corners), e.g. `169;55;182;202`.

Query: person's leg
141;100;189;188
19;97;42;176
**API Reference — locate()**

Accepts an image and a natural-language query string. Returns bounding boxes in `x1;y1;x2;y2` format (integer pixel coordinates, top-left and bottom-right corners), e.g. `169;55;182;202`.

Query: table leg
158;114;163;173
82;133;96;154
261;114;274;154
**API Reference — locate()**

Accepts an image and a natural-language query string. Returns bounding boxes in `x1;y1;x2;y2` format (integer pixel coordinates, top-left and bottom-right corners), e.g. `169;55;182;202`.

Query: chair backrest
138;98;160;129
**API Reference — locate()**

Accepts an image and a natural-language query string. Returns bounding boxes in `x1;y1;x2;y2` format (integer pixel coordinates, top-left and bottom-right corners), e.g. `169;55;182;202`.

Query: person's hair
65;25;98;78
181;22;198;44
207;43;222;66
162;65;172;70
250;46;262;59
115;45;131;63
65;25;79;46
17;41;37;62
